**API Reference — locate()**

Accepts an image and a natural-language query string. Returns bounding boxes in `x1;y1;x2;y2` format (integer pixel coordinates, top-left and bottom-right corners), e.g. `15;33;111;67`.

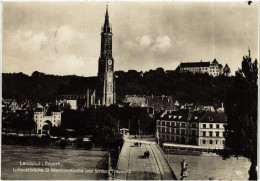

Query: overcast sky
2;1;258;76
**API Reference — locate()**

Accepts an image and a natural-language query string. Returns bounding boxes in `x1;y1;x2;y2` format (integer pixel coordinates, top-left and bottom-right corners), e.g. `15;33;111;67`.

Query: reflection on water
1;145;108;180
168;154;250;180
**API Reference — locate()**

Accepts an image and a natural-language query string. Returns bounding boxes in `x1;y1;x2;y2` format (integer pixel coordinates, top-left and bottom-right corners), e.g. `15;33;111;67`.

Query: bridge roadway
115;139;177;180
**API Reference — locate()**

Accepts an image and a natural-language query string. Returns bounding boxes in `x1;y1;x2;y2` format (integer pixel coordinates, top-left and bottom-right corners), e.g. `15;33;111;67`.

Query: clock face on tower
108;59;112;65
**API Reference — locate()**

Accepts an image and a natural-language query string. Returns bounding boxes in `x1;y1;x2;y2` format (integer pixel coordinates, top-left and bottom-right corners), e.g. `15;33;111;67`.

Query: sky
2;1;258;76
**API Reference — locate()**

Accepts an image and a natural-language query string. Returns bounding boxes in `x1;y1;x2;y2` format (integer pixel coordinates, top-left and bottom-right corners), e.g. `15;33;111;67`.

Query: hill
2;69;234;104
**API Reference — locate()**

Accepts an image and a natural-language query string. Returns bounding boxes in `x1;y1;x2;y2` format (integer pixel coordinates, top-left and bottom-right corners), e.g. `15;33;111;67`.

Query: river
2;145;251;180
1;145;108;180
168;154;251;180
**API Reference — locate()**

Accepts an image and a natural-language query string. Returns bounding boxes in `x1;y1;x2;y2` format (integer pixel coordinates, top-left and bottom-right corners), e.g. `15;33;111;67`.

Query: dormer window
208;117;213;122
179;116;182;119
174;115;177;119
195;116;198;120
168;115;172;119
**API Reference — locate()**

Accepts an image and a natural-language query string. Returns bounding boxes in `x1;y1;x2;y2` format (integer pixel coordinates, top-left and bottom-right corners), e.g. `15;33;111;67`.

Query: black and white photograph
1;1;258;180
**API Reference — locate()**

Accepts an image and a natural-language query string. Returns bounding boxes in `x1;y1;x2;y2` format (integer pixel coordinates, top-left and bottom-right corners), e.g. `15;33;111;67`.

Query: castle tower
97;6;116;106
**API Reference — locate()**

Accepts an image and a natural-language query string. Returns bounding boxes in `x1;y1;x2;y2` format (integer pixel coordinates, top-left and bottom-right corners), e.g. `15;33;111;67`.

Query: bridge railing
114;139;126;178
156;144;178;180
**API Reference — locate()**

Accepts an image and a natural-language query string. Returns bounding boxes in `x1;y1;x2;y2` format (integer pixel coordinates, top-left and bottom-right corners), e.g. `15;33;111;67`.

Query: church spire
103;5;111;33
106;4;109;19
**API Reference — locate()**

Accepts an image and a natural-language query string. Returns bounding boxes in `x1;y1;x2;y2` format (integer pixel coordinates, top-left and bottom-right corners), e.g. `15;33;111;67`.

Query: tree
224;51;257;180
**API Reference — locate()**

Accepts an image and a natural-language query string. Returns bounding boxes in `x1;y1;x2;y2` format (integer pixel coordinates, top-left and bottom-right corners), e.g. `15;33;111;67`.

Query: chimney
221;102;224;108
151;95;153;98
168;98;170;103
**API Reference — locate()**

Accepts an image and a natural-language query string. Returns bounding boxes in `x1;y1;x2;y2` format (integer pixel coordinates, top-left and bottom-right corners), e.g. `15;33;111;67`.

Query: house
198;111;227;149
156;110;227;149
3;99;21;112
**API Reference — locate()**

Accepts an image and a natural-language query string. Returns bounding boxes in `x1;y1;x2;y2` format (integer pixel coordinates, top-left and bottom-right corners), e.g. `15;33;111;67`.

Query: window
209;140;213;144
202;140;206;144
192;130;196;136
222;140;225;145
203;131;206;136
171;122;175;127
181;129;185;135
203;124;206;128
216;140;218;144
192;124;196;128
181;123;186;128
216;124;220;129
210;124;213;128
177;123;180;127
209;131;213;137
216;132;219;137
162;128;165;133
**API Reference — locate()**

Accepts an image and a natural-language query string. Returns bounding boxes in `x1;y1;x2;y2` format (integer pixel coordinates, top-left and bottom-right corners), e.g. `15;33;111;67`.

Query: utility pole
138;120;141;140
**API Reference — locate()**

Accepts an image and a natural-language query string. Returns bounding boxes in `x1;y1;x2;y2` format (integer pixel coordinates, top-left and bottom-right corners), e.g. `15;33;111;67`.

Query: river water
1;145;108;180
2;145;251;180
168;154;251;180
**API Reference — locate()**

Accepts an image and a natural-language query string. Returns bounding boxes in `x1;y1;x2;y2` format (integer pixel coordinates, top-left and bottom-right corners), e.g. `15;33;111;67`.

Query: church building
56;6;116;109
97;5;116;106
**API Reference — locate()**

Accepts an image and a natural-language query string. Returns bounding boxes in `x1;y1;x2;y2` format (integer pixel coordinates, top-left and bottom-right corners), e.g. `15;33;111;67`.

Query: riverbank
168;154;250;180
1;145;110;180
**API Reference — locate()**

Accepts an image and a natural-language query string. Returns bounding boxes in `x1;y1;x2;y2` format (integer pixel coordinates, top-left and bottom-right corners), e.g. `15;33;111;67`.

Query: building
34;111;61;134
156;110;227;149
177;59;230;77
198;111;226;149
124;95;148;107
2;99;21;112
96;5;116;106
56;6;115;107
123;95;177;111
56;88;96;110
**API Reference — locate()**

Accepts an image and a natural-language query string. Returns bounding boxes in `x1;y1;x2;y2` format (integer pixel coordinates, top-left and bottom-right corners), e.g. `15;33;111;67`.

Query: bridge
114;139;177;180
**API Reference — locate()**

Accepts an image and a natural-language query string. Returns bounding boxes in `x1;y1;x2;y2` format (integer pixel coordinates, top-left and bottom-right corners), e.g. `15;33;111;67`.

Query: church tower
97;6;116;106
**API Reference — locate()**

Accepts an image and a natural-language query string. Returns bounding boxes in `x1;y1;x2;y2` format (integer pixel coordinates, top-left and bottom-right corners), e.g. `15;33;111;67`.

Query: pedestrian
140;142;142;147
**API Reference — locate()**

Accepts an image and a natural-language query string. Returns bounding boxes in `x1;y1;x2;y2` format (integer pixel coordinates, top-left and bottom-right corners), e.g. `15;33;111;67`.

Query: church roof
57;76;98;95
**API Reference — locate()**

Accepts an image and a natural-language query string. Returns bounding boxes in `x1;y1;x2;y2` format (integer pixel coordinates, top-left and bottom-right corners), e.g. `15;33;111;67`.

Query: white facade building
178;59;230;77
34;111;61;134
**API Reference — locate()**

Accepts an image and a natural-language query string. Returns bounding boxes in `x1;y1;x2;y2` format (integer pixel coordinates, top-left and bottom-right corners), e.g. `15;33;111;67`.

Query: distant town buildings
177;59;230;77
156;110;227;149
124;95;178;111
